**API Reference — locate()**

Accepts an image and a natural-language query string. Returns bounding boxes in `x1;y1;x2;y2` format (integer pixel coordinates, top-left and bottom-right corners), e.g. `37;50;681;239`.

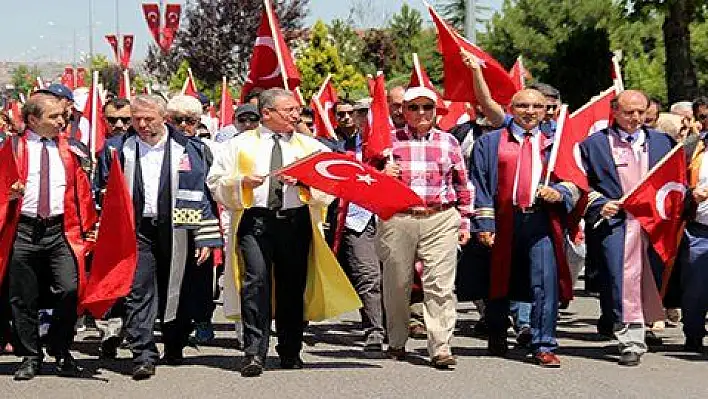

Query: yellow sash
226;130;361;321
689;139;705;189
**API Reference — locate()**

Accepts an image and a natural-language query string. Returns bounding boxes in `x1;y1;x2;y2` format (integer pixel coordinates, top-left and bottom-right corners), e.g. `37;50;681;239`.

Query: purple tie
38;138;50;219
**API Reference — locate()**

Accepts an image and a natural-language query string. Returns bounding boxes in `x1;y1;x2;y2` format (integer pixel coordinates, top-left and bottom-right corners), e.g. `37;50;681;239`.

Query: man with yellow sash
207;88;360;377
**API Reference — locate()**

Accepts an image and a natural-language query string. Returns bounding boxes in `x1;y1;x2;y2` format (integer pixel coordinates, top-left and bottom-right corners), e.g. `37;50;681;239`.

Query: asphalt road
0;294;706;399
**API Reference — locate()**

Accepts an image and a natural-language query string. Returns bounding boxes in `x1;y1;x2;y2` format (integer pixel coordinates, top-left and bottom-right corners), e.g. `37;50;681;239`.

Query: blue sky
0;0;501;63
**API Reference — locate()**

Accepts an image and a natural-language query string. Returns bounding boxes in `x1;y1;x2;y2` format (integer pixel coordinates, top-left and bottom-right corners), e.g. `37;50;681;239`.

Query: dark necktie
516;132;534;208
626;134;634;144
267;134;283;209
38;138;50;219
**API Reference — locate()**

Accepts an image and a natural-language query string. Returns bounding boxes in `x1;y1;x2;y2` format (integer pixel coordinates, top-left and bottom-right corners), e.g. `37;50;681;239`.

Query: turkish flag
76;67;87;87
219;76;234;128
142;3;161;45
181;69;198;98
361;73;392;162
83;76;108;154
509;56;529;91
437;101;474;132
118;69;131;99
60;67;75;90
105;35;120;63
241;0;301;101
276;151;424;220
428;4;517;105
81;152;137;318
409;53;447;115
121;34;134;69
311;74;338;139
622;145;687;268
0;140;19;205
161;4;181;53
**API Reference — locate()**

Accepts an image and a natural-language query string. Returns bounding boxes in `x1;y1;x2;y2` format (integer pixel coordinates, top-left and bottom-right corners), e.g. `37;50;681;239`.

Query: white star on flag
356;174;377;185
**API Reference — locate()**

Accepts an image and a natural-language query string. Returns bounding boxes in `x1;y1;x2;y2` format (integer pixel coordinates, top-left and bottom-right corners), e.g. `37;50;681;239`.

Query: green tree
388;3;423;72
296;20;366;100
11;64;39;95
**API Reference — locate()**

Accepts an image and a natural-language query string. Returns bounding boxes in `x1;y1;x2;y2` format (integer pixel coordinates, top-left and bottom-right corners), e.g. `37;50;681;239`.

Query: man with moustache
104;97;132;138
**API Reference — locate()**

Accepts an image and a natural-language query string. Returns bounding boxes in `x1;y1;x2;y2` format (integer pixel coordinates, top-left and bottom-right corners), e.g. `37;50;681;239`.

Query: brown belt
401;204;454;217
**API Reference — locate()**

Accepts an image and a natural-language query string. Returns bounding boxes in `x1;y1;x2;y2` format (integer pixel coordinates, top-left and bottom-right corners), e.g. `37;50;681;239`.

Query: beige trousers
377;207;460;357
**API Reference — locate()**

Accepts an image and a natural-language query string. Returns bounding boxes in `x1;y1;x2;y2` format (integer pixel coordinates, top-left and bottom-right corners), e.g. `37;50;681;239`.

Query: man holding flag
578;90;677;366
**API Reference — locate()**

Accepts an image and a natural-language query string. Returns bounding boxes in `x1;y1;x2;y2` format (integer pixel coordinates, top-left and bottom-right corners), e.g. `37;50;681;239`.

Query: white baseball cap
403;86;437;102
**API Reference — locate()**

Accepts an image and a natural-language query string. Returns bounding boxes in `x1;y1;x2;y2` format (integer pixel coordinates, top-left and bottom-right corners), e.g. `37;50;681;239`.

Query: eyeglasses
513;103;546;110
269;106;301;115
406;104;436;112
106;116;131;125
172;116;198;125
336;110;354;118
237;115;260;123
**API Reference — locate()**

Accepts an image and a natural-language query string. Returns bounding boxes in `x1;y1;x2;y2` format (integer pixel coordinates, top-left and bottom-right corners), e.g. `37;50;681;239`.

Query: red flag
83;73;108;154
60;67;75;90
219;76;234;128
76;67;87;87
509;56;529;91
0;141;20;287
81;152;137;318
409;53;447;115
437;101;474;132
361;73;392;162
311;74;338;139
118;69;131;99
622;145;687;267
428;4;517;105
7;100;22;128
142;3;161;45
276;151;424;219
121;34;134;69
105;34;120;62
181;68;198;98
241;0;301;101
33;76;44;92
161;4;181;53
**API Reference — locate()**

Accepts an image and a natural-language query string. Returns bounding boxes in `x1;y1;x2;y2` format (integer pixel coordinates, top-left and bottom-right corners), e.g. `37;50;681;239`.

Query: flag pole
220;75;227;128
264;0;290;91
518;56;526;89
593;142;685;229
611;52;624;93
90;70;99;168
412;53;424;84
542;104;568;186
570;86;616;119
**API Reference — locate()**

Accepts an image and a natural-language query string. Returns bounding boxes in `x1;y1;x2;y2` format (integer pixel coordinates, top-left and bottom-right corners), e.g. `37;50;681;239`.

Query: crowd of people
0;48;707;383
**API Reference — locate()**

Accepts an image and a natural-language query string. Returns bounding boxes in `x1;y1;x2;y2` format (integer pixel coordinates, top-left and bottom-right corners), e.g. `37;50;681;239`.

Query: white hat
403;86;437;102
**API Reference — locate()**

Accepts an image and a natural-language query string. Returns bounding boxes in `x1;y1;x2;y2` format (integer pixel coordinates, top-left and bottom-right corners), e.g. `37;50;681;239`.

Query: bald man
467;66;580;367
578;90;676;366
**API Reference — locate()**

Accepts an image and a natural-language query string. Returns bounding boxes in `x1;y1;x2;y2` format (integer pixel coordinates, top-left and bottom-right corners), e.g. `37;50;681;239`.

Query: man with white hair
379;85;473;369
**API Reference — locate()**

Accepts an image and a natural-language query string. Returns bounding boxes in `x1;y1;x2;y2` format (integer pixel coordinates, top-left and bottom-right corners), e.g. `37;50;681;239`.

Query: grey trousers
339;220;384;338
616;323;647;355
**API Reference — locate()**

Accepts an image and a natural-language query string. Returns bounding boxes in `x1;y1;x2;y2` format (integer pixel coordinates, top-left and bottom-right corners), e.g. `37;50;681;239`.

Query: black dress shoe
56;354;83;376
618;352;641;367
99;336;121;359
132;363;156;380
280;355;304;369
14;357;41;381
240;355;263;377
684;337;704;353
161;350;184;366
487;335;508;357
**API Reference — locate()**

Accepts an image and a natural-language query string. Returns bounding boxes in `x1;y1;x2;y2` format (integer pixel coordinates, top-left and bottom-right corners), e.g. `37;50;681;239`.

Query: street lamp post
465;0;477;43
88;0;94;60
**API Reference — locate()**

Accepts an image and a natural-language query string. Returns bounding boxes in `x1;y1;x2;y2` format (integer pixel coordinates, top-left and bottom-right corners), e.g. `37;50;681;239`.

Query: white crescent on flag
655;182;686;220
147;11;159;24
315;159;376;185
254;36;281;80
167;12;179;24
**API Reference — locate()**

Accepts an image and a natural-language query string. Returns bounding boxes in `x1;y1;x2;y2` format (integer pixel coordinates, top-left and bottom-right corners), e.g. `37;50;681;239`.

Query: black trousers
124;219;192;365
9;216;78;360
238;207;311;359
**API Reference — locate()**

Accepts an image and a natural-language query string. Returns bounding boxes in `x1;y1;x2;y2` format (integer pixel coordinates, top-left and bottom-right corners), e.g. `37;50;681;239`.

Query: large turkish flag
622;145;687;267
276;151;424;220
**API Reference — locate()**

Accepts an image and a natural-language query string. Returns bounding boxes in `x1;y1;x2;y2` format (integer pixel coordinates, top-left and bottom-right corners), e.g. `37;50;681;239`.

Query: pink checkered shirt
391;127;473;231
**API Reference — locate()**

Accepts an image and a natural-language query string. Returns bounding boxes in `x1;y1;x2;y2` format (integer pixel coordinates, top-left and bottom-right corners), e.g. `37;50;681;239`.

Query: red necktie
516;132;533;208
38;138;50;219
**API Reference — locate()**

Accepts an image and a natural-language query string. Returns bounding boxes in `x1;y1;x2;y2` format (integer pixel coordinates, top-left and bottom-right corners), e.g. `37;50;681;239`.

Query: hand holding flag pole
543;104;569;187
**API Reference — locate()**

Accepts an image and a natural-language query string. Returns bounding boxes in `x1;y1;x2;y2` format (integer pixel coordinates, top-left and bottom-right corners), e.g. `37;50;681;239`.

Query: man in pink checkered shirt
376;85;472;369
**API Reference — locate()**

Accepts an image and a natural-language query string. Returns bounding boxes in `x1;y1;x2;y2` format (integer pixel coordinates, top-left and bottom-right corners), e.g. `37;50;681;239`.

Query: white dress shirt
510;124;543;206
137;129;168;217
696;148;708;225
248;126;327;210
21;131;66;217
615;127;646;161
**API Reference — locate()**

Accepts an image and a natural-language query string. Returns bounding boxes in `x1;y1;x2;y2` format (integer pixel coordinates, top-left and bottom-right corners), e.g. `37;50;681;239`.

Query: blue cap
37;83;74;102
197;92;209;105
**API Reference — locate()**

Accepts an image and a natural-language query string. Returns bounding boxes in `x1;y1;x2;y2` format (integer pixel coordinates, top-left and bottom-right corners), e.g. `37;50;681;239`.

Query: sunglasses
513;103;546;110
237;115;260;123
406;104;436;112
172;116;198;125
336;110;354;118
106;116;131;125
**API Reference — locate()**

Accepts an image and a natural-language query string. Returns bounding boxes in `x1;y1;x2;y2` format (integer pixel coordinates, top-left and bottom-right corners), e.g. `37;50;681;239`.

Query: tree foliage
11;64;40;96
144;0;309;94
296;20;366;100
